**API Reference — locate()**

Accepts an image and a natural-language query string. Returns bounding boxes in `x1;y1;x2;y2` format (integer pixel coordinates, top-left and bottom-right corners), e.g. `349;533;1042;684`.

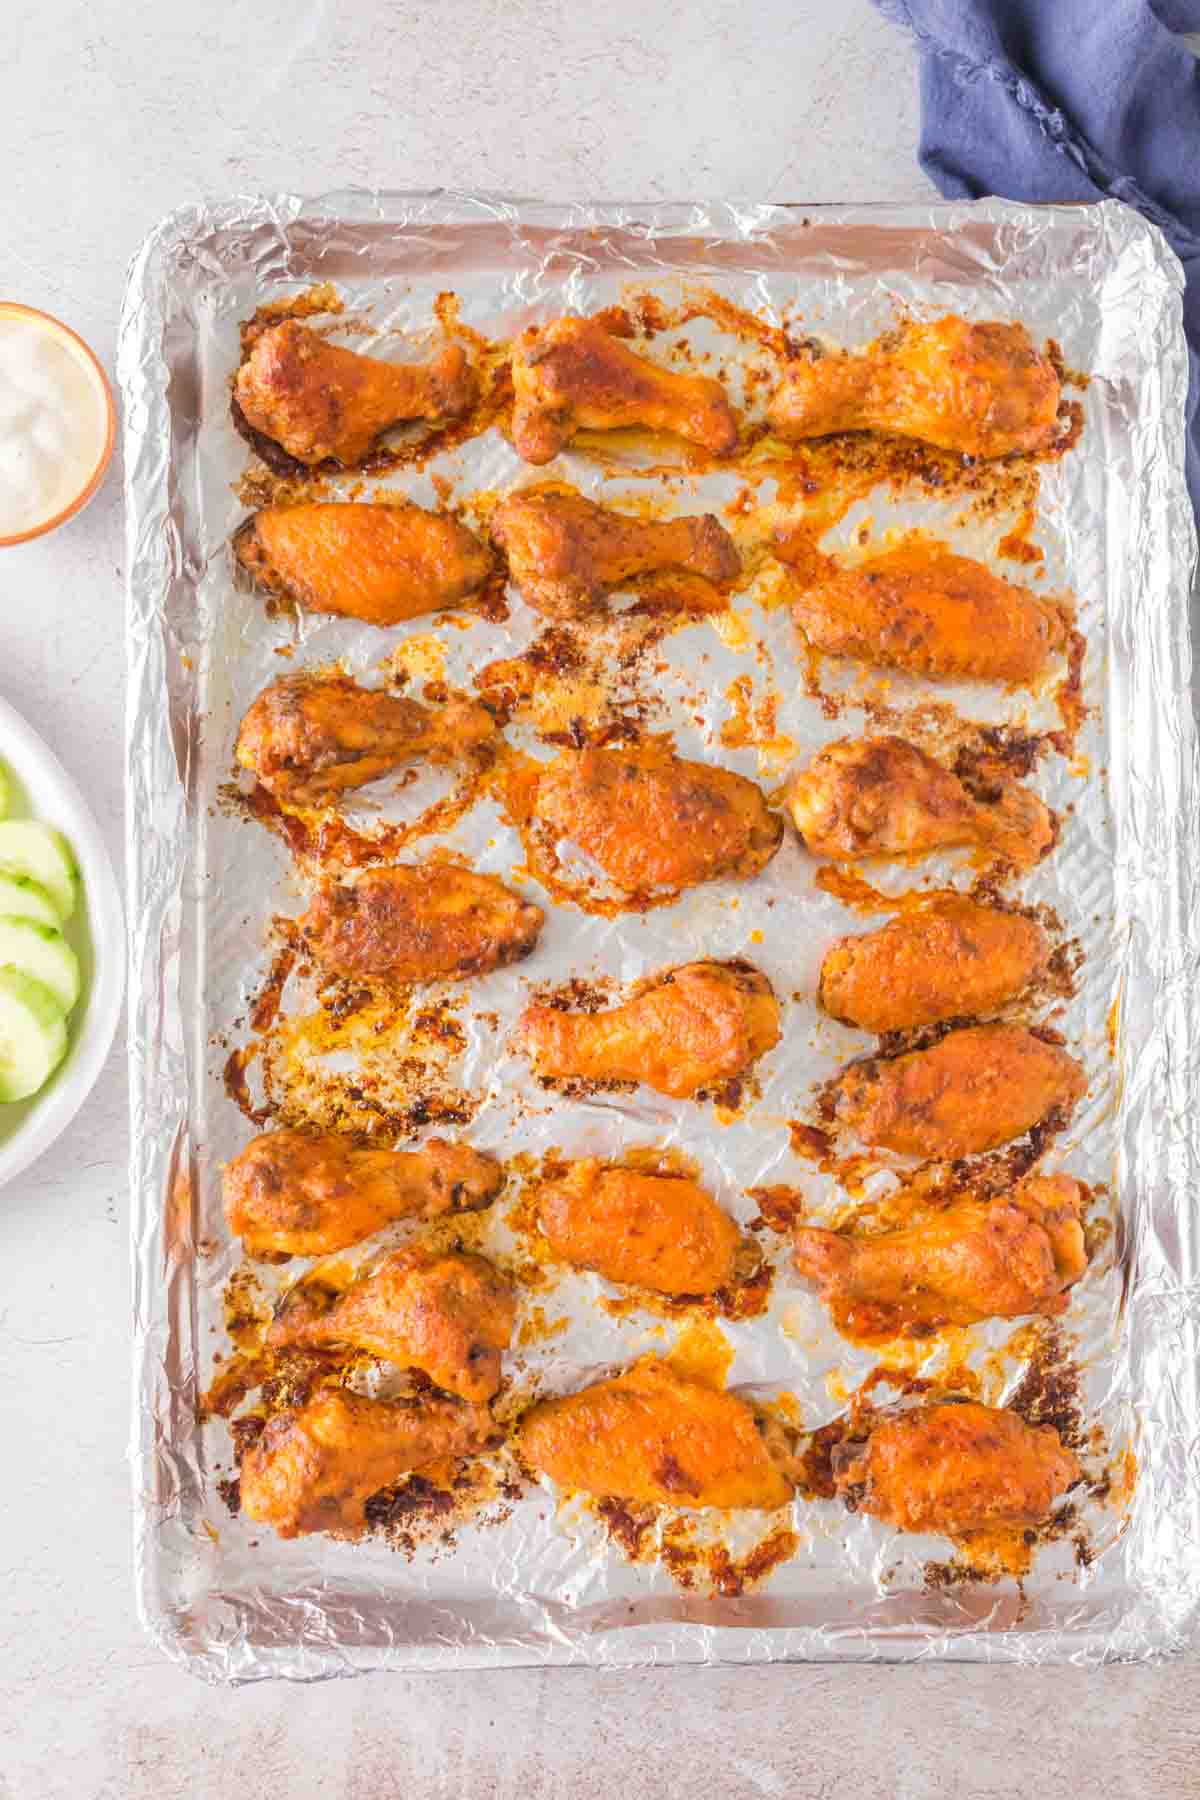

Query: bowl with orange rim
0;302;116;548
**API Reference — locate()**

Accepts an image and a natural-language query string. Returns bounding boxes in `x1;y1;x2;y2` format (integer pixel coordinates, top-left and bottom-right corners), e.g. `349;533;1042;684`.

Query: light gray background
2;3;1198;1795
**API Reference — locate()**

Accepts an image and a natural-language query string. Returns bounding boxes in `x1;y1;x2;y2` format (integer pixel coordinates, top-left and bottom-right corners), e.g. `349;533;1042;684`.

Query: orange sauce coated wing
817;898;1049;1033
301;864;544;983
792;542;1066;685
492;485;739;618
223;1131;504;1259
511;317;739;463
237;503;492;625
519;962;780;1098
769;317;1060;460
836;1024;1086;1158
793;1173;1087;1339
239;1389;494;1538
534;744;781;892
788;736;981;862
269;1248;516;1402
833;1401;1079;1535
236;321;475;465
539;1163;741;1295
519;1360;792;1509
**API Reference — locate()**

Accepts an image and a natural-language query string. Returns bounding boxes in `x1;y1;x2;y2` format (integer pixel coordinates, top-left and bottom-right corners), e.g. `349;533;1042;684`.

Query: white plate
0;693;124;1187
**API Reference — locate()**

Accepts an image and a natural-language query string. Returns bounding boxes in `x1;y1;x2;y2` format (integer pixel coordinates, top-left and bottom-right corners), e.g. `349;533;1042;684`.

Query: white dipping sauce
0;314;108;539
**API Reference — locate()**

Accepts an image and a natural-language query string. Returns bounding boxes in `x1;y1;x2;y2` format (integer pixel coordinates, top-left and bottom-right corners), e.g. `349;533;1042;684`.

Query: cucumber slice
0;762;8;819
0;874;59;928
0;917;80;1012
0;967;68;1102
0;821;78;921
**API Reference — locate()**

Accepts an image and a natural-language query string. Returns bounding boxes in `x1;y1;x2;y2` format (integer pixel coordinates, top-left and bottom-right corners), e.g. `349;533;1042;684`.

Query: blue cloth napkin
874;0;1200;517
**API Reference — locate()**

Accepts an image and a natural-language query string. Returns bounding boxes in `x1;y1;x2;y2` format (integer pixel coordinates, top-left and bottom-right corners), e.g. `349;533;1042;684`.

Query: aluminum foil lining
120;192;1200;1680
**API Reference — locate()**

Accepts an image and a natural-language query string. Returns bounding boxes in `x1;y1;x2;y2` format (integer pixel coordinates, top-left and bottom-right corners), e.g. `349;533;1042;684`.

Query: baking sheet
120;192;1200;1679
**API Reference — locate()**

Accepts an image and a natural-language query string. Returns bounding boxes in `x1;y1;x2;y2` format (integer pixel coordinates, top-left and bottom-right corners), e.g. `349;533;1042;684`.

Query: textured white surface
1;2;1197;1794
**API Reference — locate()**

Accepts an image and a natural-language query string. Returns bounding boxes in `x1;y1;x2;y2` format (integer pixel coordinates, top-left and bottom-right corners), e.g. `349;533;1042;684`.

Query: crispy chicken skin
832;1401;1080;1536
235;672;496;807
239;1388;495;1539
835;1023;1086;1158
223;1130;502;1260
538;1161;741;1296
234;503;493;627
491;486;740;619
789;541;1067;685
510;316;740;464
518;960;781;1099
267;1247;516;1403
519;1360;793;1509
788;736;1054;870
235;321;477;467
793;1173;1088;1340
818;897;1049;1034
534;742;781;892
301;864;544;983
768;316;1060;460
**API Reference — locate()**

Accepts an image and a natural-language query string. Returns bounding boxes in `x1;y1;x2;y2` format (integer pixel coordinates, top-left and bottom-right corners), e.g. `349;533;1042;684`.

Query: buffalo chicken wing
239;1388;495;1539
789;541;1067;686
768;316;1060;460
519;1359;793;1509
533;742;781;892
788;736;1054;870
511;316;739;464
793;1172;1088;1340
224;1129;502;1260
832;1400;1079;1536
301;864;544;983
235;321;476;467
235;503;493;627
538;1161;741;1296
834;1023;1086;1158
491;486;739;619
267;1247;515;1403
518;960;781;1099
818;897;1049;1034
236;672;495;807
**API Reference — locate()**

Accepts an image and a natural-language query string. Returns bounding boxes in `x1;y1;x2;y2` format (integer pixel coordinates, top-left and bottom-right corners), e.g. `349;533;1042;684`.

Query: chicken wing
239;1388;495;1539
510;316;739;464
301;864;544;983
818;897;1049;1034
538;1161;741;1296
793;1172;1088;1340
236;672;496;807
768;316;1060;460
834;1023;1086;1158
533;742;781;892
223;1130;502;1260
788;541;1067;685
491;486;739;620
831;1400;1079;1536
787;736;1054;870
234;503;493;627
267;1247;515;1403
518;960;781;1099
518;1359;793;1509
235;321;477;467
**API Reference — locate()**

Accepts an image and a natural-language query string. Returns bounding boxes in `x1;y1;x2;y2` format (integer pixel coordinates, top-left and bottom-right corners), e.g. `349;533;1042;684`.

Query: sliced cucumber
0;762;9;819
0;967;68;1102
0;874;60;928
0;820;79;921
0;917;80;1012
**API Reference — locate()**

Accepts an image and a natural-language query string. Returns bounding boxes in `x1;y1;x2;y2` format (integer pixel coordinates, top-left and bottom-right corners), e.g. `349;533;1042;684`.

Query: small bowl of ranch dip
0;303;115;547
